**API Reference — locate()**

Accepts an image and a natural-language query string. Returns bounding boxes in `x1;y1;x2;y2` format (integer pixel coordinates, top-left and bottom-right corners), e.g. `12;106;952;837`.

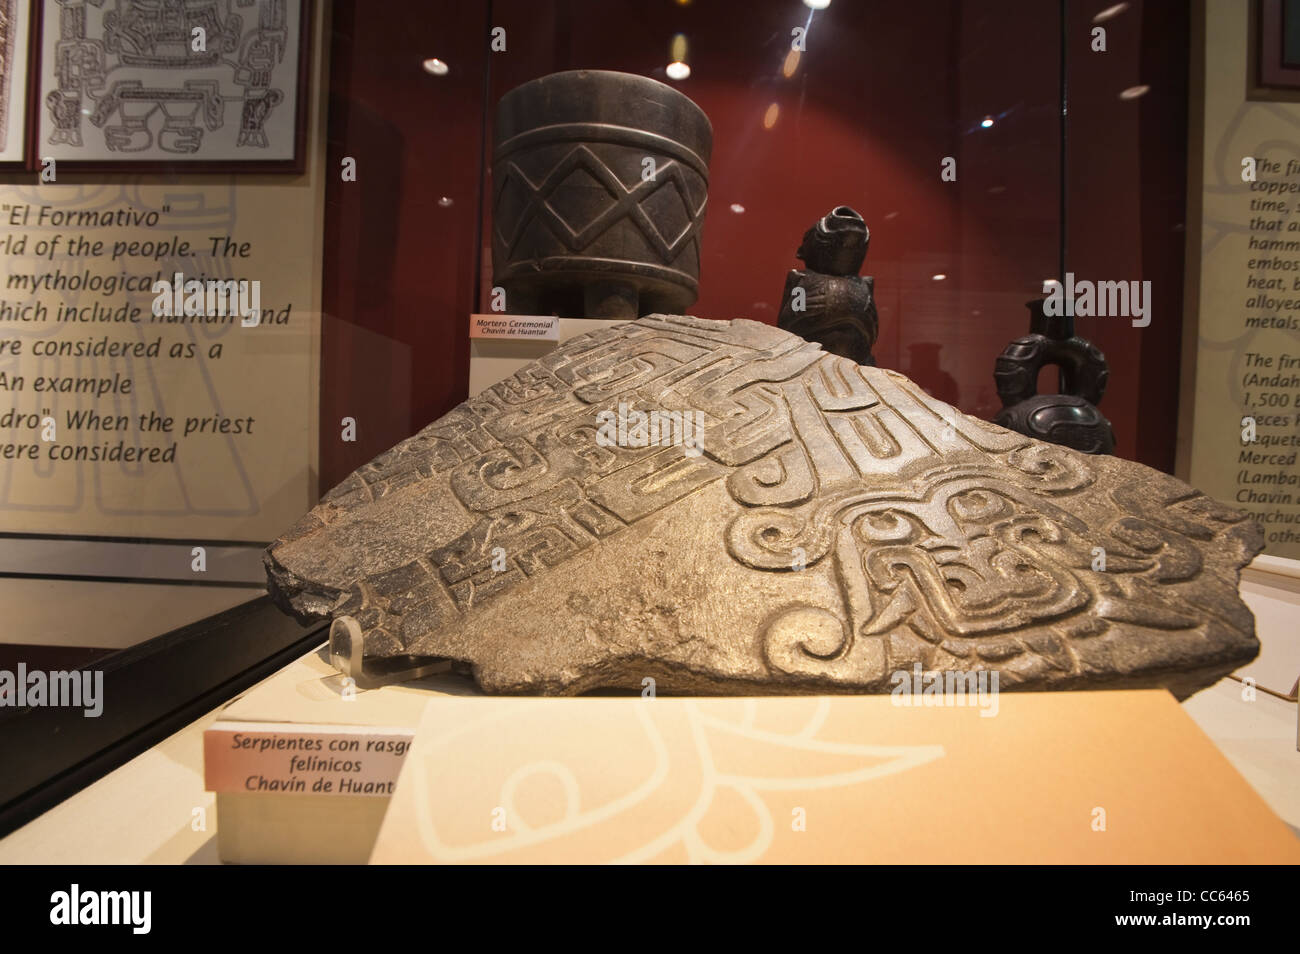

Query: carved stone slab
266;316;1262;698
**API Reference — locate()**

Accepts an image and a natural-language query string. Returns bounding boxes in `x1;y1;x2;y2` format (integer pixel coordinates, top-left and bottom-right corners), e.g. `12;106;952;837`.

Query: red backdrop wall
320;0;1188;493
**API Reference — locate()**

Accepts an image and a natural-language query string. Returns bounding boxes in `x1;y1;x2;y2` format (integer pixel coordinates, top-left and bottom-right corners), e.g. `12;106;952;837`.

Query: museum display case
0;0;1295;892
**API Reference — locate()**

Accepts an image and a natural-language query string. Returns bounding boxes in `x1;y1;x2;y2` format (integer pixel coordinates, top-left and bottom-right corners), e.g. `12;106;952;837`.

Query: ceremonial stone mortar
491;70;712;319
266;316;1263;698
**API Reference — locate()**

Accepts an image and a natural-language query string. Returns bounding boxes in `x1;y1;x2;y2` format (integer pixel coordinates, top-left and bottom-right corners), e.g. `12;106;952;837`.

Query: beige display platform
372;691;1300;864
1;639;1296;864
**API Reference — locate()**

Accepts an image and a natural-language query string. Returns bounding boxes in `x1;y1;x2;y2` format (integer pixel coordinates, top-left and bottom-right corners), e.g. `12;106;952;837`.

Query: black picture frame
26;0;314;173
1249;0;1300;101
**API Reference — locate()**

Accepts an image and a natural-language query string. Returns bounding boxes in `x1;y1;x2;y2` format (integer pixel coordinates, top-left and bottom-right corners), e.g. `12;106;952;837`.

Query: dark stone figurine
994;299;1115;455
491;70;712;319
777;207;878;366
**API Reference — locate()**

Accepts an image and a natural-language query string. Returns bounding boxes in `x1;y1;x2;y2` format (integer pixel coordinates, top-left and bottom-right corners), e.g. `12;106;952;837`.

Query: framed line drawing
31;0;312;172
0;0;35;168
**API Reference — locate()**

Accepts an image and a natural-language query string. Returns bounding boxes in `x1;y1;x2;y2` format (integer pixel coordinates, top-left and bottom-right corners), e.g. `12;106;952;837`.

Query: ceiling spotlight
438;197;454;208
730;203;745;214
1093;2;1129;23
666;61;691;81
932;273;947;281
422;58;449;76
804;0;832;8
980;115;994;128
1119;84;1150;100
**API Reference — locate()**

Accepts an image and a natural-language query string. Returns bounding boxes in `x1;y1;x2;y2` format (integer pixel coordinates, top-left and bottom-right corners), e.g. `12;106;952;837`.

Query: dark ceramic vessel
994;299;1115;455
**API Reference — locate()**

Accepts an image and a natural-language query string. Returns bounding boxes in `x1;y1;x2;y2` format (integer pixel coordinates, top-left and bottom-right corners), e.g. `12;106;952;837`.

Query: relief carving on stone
267;316;1262;698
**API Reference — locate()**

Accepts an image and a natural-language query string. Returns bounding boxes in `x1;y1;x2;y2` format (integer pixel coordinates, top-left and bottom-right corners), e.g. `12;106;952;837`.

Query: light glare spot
671;33;688;64
1093;3;1129;23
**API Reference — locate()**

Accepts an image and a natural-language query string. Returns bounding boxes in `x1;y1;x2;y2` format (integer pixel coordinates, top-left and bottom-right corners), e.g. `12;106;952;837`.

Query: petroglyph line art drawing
36;0;303;163
266;315;1265;699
